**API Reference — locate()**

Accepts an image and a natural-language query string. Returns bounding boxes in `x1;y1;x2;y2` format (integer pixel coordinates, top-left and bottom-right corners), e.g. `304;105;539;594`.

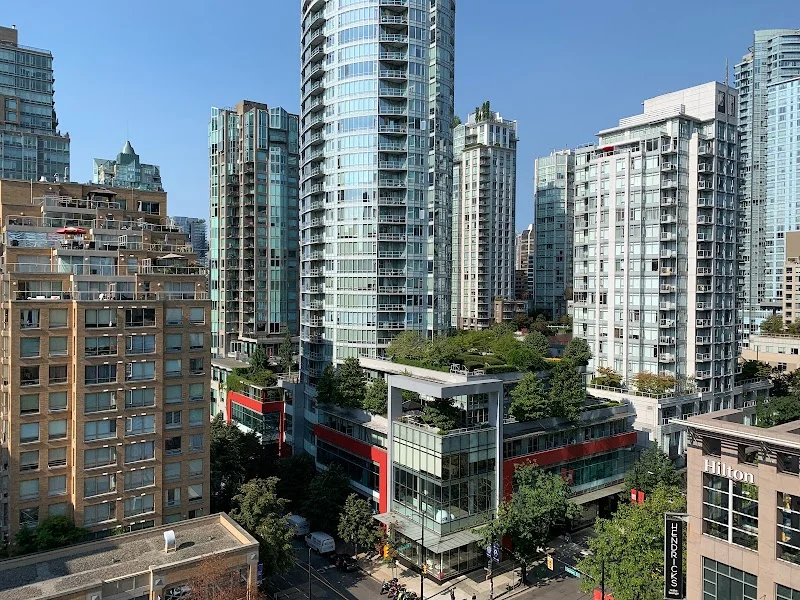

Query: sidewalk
357;530;593;600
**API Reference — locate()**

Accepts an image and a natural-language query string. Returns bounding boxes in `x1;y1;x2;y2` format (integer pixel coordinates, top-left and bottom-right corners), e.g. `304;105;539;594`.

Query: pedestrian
450;590;455;600
472;595;476;600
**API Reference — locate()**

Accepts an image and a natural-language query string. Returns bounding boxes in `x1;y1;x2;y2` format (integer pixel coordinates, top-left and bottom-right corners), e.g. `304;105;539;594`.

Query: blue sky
7;0;800;227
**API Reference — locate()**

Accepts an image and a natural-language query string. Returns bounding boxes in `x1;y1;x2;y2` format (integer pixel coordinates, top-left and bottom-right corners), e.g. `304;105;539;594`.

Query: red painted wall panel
226;390;287;457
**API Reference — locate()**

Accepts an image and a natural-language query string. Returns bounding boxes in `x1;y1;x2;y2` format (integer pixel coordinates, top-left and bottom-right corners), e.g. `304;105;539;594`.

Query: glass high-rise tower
299;0;455;384
0;25;69;182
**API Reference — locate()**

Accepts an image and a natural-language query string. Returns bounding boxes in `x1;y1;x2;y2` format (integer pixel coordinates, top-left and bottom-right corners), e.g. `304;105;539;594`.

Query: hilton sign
704;459;755;483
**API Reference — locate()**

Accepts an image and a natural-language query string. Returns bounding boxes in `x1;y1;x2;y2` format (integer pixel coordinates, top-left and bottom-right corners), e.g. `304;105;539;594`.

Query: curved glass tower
300;0;455;384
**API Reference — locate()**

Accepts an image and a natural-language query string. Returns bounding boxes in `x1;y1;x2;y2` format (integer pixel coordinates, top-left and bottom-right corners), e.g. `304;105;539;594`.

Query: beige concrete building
741;334;800;372
783;231;800;324
0;179;211;543
0;513;259;600
680;409;800;600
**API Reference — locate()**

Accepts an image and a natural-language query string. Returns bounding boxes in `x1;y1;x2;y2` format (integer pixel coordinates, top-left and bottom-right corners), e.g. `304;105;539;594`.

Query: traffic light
384;545;390;559
422;564;427;575
546;555;554;571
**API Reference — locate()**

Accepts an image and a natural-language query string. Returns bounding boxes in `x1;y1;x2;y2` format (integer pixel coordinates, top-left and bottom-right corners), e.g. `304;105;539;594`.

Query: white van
305;531;336;554
286;515;310;537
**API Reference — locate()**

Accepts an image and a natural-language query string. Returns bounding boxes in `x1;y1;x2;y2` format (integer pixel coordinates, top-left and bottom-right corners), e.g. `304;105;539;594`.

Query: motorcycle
387;584;407;599
381;578;399;595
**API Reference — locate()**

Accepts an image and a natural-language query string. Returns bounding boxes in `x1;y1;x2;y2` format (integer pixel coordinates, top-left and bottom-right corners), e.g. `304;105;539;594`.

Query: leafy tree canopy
563;337;591;367
509;373;553;422
633;371;677;396
524;331;549;357
591;366;622;389
756;393;800;428
278;334;294;373
623;443;681;495
761;313;785;334
338;494;379;555
548;360;585;421
276;454;318;512
14;516;88;555
336;357;367;408
421;398;463;432
303;465;352;533
363;376;388;415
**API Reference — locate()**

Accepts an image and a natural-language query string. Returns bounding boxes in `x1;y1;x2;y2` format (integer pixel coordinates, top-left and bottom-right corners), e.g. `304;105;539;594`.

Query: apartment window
49;337;68;356
124;467;155;491
126;388;155;409
49;391;67;412
84;419;117;442
85;336;117;357
48;419;67;440
19;450;38;472
84;447;115;469
778;584;800;600
189;308;205;324
20;366;39;387
20;309;40;329
124;441;155;463
20;338;40;358
48;503;67;517
166;308;182;325
703;436;721;456
164;513;181;524
20;507;39;527
189;358;204;375
165;411;182;429
126;361;155;381
48;365;67;385
84;474;115;498
48;447;66;468
165;334;182;352
188;484;203;503
165;487;181;508
125;308;156;327
189;333;204;350
126;335;155;355
124;494;154;517
164;462;181;482
85;309;116;328
165;385;182;404
85;364;117;385
188;508;203;519
189;383;204;402
739;444;759;465
702;473;758;550
188;459;203;478
20;394;39;415
125;414;156;436
84;502;114;526
702;558;756;600
780;452;800;475
189;434;203;453
48;475;67;496
49;309;67;328
85;391;116;413
165;360;182;378
19;479;39;501
189;408;203;427
20;422;39;443
165;436;182;456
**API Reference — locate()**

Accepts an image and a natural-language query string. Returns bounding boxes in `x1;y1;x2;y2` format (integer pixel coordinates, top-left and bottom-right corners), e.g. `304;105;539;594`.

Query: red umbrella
56;226;87;235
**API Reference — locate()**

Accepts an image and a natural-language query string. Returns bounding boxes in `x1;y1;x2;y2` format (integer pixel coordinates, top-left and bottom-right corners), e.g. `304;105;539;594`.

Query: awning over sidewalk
571;481;626;505
374;512;482;553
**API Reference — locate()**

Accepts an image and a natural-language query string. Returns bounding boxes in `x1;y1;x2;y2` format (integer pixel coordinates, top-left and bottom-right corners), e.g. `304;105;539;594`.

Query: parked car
305;531;336;554
330;553;358;572
286;514;310;537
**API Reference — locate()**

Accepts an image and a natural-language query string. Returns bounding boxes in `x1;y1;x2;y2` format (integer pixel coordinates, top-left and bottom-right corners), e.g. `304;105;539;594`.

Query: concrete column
386;376;404;513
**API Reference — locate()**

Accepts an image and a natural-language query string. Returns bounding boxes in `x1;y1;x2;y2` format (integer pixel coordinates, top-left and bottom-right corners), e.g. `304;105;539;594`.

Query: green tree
624;443;680;495
788;319;800;335
524;331;550;357
276;454;318;512
480;462;580;582
230;478;295;577
563;337;591;367
577;485;685;600
421;398;463;432
756;394;800;428
451;114;461;128
338;494;378;556
591;366;622;389
363;377;388;415
761;313;785;334
533;314;549;333
303;465;352;533
249;344;269;372
548;360;585;421
633;372;677;395
336;357;367;408
426;335;461;366
387;330;427;361
278;334;294;374
211;413;248;513
738;360;772;380
14;517;88;555
315;364;338;404
509;373;552;422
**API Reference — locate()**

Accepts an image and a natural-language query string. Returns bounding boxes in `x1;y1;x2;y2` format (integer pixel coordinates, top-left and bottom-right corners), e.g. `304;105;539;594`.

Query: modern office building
679;408;800;600
92;141;163;192
208;101;300;359
170;216;208;266
515;224;533;303
0;179;211;542
0;513;259;600
299;0;456;387
451;109;518;330
736;29;800;342
573;82;770;457
0;25;70;182
533;150;574;319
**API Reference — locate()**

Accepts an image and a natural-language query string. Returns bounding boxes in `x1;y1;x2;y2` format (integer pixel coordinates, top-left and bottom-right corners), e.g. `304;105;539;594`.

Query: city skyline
6;1;800;224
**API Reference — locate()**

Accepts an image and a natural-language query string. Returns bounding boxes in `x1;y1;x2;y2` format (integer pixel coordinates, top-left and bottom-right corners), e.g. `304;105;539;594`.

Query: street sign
397;543;412;551
565;565;581;578
257;563;263;585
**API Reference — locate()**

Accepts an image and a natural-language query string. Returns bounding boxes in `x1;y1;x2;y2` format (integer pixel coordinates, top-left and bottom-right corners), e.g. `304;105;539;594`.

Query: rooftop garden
224;340;295;394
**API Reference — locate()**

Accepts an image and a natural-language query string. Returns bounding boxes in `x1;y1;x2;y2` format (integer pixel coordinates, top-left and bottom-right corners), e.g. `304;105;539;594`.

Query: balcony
659;353;676;363
698;180;714;190
661;162;676;172
660;267;674;276
661;232;677;241
697;267;712;275
660;336;676;344
696;370;712;379
659;301;676;310
379;69;407;80
696;336;712;344
696;319;712;327
660;284;676;293
659;319;676;328
696;353;712;361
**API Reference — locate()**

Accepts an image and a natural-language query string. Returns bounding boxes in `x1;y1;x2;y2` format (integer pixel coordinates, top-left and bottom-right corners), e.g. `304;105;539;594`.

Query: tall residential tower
515;224;533;302
208;101;300;359
93;141;163;192
299;0;455;384
0;26;69;182
451;108;518;329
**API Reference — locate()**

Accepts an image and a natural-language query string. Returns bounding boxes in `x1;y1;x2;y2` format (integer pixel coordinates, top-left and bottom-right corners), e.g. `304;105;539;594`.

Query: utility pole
308;547;312;600
420;522;425;600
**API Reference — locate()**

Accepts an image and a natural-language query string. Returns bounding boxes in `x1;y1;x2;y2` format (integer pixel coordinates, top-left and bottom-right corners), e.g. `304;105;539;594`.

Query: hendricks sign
704;459;755;483
664;516;685;599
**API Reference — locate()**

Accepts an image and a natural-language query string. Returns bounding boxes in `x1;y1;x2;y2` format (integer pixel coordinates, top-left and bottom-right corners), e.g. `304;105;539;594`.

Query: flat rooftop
677;409;800;452
0;513;258;600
